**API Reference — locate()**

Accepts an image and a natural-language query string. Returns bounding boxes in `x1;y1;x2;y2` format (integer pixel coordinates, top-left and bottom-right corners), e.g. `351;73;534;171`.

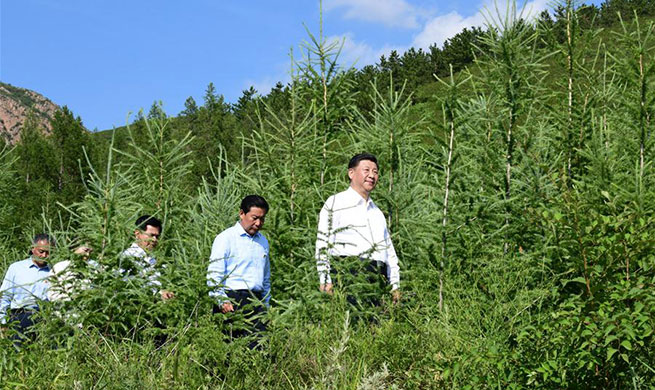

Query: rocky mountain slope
0;82;59;144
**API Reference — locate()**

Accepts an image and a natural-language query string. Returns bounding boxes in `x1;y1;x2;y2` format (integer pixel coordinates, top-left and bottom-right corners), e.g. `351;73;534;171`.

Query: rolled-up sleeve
0;265;16;324
385;228;400;290
208;233;229;303
262;253;271;306
315;196;335;285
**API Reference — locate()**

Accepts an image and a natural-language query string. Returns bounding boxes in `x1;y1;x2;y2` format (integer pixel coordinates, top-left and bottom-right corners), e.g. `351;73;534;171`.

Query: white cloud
412;11;485;49
244;74;289;97
252;0;554;89
243;34;396;93
327;33;401;68
411;0;551;49
325;0;422;28
242;56;295;97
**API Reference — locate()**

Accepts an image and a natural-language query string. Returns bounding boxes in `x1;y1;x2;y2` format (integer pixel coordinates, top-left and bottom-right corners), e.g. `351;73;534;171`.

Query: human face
239;206;267;236
135;225;161;251
31;239;52;266
348;159;379;199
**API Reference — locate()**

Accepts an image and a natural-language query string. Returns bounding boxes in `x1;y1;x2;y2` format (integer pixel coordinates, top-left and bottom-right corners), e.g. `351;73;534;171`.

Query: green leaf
565;277;588;285
607;348;618;361
603;324;617;337
621;340;633;351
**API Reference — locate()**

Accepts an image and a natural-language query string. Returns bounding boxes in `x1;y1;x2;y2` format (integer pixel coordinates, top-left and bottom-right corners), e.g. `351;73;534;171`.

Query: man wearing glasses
121;215;174;300
0;233;56;339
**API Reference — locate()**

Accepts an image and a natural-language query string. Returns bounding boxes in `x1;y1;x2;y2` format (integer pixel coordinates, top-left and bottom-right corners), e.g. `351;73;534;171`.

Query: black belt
337;256;386;267
226;289;264;300
335;257;388;280
9;308;38;315
338;256;385;263
370;260;386;268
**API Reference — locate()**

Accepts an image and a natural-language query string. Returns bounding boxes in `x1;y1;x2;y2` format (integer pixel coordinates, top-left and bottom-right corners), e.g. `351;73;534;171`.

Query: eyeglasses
139;231;160;239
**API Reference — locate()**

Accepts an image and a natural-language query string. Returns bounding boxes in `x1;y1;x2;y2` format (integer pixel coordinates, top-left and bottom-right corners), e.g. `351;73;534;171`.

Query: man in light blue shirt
0;234;55;338
207;195;270;344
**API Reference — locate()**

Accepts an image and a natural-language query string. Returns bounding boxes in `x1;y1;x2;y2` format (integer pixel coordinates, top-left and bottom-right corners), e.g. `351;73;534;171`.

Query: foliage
2;1;655;388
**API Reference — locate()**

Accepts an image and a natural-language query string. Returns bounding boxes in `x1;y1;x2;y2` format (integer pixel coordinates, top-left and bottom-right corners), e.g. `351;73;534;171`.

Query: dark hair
240;195;269;214
32;233;55;246
135;215;163;232
348;153;378;169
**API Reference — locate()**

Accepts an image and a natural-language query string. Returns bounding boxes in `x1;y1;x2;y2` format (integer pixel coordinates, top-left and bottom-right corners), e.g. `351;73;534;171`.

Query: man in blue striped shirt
207;195;270;344
0;234;55;338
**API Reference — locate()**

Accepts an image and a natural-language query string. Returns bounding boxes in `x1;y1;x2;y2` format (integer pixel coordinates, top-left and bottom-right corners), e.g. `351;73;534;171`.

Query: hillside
1;2;655;388
0;82;59;144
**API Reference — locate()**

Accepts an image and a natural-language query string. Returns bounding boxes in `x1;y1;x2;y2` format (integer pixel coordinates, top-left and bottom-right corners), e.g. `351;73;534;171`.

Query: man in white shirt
121;215;174;301
316;153;401;304
48;245;94;302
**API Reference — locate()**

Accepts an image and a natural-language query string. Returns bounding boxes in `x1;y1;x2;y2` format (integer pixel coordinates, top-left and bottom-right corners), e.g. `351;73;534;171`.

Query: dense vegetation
1;0;655;388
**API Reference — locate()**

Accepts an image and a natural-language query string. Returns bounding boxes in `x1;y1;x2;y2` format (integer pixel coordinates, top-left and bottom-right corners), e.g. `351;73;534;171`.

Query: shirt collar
234;221;260;238
346;186;374;208
129;242;148;257
29;257;50;271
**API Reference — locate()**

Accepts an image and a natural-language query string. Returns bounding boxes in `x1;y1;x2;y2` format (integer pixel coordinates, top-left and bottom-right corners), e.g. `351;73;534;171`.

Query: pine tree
181;96;198;117
148;101;167;120
0;146;20;243
50;106;91;204
14;110;59;229
16;110;56;185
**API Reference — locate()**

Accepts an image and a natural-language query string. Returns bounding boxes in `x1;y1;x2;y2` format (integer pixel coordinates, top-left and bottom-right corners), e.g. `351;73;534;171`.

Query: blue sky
1;0;600;131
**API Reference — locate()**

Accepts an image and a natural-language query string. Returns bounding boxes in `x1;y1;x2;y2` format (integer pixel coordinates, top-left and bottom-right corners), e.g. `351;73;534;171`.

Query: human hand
74;246;92;255
74;246;93;261
319;283;333;295
159;290;175;301
221;301;234;313
392;289;401;304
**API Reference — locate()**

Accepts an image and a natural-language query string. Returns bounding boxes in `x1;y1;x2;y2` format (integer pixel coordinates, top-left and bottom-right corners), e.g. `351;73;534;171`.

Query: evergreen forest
1;0;655;388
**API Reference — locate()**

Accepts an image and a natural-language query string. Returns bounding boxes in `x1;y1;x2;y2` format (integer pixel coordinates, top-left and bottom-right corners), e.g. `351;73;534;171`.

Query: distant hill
0;82;59;144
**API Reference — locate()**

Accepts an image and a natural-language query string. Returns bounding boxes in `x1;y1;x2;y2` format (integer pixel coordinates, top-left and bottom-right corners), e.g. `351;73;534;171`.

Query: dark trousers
213;290;266;348
8;308;39;346
333;257;388;308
